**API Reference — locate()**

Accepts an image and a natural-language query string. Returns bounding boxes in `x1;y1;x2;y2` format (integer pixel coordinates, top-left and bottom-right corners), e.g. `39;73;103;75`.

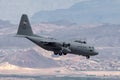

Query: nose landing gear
86;55;90;59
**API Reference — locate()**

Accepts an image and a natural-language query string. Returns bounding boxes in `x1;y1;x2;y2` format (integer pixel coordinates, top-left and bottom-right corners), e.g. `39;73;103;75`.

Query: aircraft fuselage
17;14;98;59
26;36;98;59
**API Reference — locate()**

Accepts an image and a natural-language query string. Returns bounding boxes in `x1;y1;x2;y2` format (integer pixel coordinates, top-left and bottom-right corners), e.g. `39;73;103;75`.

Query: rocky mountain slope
32;0;120;25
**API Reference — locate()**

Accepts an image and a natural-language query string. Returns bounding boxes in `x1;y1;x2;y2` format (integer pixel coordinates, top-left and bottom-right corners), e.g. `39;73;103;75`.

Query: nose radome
94;52;98;55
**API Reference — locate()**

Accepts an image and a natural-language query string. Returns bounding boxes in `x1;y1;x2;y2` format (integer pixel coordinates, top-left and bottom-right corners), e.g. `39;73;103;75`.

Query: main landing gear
54;51;67;56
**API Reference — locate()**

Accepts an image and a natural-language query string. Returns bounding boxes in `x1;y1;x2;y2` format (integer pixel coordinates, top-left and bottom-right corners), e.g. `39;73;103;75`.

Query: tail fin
17;14;33;36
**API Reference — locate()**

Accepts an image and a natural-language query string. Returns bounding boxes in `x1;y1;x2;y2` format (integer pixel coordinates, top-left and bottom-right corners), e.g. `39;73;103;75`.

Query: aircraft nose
94;51;98;55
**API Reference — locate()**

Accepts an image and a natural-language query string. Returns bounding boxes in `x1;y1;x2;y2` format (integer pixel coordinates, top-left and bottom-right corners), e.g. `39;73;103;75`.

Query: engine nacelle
74;40;87;44
62;42;70;47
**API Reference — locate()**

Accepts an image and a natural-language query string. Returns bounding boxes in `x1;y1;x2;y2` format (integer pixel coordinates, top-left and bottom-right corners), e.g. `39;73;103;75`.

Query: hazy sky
0;0;87;24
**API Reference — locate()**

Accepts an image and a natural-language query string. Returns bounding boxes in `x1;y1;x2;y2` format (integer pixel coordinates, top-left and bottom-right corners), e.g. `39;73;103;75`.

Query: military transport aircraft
16;14;98;59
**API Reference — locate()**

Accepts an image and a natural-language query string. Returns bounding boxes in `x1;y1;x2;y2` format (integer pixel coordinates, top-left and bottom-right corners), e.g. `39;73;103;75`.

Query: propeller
54;42;71;56
61;42;71;53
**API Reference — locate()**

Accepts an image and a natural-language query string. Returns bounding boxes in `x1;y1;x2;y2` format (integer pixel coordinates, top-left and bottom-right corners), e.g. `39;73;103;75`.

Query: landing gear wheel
63;53;67;55
54;52;58;55
86;56;90;59
59;52;62;56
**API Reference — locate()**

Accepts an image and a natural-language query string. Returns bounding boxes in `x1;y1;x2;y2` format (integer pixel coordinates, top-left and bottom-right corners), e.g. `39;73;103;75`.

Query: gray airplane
16;14;98;59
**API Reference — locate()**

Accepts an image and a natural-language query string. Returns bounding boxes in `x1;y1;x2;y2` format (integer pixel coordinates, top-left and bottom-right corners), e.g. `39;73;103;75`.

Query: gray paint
17;14;98;59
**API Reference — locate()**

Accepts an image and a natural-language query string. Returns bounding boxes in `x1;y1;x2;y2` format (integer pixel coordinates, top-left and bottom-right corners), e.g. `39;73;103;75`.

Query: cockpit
89;46;94;52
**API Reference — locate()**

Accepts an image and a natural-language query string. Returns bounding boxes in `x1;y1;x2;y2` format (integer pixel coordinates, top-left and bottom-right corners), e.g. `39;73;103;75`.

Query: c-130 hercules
16;14;98;59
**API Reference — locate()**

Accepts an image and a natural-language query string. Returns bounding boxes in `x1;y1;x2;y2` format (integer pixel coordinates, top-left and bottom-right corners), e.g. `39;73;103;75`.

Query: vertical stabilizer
17;14;33;36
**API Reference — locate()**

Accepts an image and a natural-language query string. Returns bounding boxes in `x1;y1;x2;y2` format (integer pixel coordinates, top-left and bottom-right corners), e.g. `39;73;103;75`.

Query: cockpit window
89;46;94;50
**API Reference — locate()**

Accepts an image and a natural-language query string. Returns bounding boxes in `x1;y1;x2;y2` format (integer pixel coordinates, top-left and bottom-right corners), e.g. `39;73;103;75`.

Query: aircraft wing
26;36;62;47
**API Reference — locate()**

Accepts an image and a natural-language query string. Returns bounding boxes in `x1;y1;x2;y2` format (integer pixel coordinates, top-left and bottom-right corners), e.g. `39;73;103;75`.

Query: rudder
17;14;33;36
